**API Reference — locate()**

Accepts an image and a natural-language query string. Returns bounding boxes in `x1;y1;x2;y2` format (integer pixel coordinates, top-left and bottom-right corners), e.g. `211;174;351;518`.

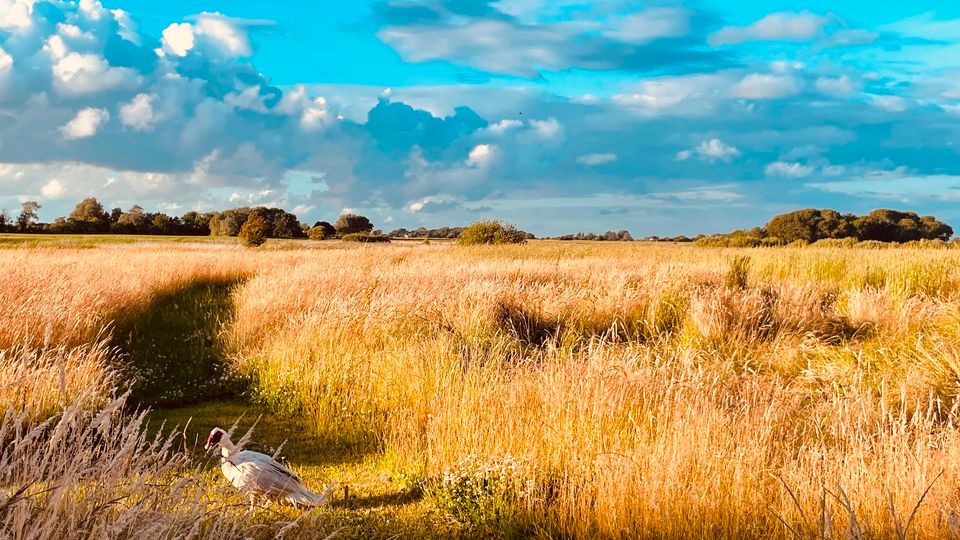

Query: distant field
3;239;960;538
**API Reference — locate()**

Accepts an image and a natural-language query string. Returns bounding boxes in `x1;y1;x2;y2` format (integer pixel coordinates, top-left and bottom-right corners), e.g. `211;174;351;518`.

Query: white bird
204;426;333;507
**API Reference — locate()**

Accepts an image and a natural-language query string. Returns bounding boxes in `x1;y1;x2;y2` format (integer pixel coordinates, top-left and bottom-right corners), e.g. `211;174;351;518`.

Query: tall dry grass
6;241;960;537
225;243;960;537
0;393;335;539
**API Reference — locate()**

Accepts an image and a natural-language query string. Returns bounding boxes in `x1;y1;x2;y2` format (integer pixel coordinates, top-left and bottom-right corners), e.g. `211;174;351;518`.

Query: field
4;238;960;538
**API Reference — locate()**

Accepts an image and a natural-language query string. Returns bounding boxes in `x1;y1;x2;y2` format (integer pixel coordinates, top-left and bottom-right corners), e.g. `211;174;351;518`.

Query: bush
457;221;527;246
724;255;751;290
238;213;269;247
341;233;391;243
307;226;332;240
335;214;374;236
810;237;858;248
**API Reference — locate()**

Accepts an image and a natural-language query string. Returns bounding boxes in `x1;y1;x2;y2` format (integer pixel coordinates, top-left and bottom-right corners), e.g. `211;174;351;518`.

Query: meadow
4;238;960;538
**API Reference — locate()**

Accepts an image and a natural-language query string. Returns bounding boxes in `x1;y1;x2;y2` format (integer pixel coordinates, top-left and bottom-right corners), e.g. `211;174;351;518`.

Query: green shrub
810;237;858;248
855;240;890;249
458;221;527;246
238;213;269;247
307;226;332;240
725;255;751;290
341;233;391;243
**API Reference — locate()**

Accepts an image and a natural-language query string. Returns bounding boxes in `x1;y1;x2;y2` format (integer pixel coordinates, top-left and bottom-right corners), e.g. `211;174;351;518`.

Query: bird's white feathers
208;427;332;507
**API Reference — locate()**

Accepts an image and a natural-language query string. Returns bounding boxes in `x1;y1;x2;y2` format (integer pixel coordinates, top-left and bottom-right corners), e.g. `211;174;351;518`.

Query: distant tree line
1;197;308;238
385;225;537;241
554;230;634;241
697;208;954;247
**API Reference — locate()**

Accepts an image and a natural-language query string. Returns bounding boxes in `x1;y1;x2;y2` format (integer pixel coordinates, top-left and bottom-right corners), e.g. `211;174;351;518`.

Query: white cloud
41;179;66;198
111;9;140;44
677;138;741;163
408;194;459;213
815;75;856;96
0;0;33;32
486;119;523;135
51;52;138;95
0;47;11;78
605;8;691;44
765;161;814;178
193;13;253;57
157;14;265;58
870;94;907;112
613;74;730;115
379;20;567;77
530;117;562;139
577;153;617;165
160;23;194;57
467;144;498;167
59;107;110;139
276;86;331;131
734;73;800;100
120;93;162;131
710;11;828;45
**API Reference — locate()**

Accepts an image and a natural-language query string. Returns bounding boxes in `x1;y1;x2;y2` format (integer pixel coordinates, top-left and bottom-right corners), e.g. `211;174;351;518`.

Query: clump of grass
725;255;752;290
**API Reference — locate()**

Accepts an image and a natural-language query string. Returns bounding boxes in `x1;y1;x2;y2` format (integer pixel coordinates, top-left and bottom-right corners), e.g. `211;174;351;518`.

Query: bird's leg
248;493;256;511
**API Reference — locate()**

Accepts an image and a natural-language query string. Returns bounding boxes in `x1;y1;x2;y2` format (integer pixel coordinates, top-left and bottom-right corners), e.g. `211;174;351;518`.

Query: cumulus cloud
530;117;562;139
870;94;908;112
374;2;725;78
51;53;139;95
159;13;267;58
120;93;162;131
41;179;67;198
60;108;110;139
467;144;498;167
765;161;815;178
603;8;691;44
577;153;617;166
710;11;828;46
734;73;800;100
815;75;857;96
160;23;194;56
677;139;741;163
0;46;11;77
0;0;33;32
485;119;523;135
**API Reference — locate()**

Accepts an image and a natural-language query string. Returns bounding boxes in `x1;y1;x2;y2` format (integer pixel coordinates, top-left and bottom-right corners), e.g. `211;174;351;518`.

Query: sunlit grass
6;240;960;537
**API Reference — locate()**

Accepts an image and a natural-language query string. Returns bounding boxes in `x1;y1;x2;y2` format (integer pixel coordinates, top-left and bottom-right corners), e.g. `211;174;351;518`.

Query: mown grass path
112;279;456;538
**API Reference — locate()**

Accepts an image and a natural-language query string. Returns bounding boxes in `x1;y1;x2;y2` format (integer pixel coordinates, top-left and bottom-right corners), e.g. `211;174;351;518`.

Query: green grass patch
113;279;246;407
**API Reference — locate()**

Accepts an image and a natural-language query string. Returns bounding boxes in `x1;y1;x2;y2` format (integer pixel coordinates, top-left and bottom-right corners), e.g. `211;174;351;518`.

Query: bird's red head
205;427;226;450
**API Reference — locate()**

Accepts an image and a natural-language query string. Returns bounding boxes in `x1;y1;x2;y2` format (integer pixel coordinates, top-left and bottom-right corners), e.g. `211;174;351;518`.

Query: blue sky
1;1;959;236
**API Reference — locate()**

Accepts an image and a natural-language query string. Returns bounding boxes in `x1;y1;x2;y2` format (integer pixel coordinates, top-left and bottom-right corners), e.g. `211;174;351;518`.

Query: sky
1;1;959;236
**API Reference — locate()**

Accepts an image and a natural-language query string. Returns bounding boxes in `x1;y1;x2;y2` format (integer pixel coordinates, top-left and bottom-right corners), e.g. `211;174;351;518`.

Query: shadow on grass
112;277;246;408
333;488;424;510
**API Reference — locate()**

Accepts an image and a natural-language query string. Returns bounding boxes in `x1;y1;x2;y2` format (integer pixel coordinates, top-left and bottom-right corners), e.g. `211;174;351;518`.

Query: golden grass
6;241;960;537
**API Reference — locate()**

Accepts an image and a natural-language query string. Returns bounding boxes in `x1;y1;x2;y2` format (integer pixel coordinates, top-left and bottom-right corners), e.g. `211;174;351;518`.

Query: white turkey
205;426;333;507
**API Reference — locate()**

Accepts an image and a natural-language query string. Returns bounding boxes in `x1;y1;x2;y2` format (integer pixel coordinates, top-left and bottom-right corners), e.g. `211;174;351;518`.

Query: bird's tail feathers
285;482;334;507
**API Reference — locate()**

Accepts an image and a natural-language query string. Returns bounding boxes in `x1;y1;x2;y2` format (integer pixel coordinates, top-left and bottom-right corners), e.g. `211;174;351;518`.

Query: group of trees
554;230;634;241
2;198;214;235
699;208;954;247
209;207;305;239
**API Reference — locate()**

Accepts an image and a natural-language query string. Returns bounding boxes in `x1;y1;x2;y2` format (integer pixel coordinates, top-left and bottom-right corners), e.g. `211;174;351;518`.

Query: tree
335;214;374;236
308;221;338;240
238;211;269;247
764;209;820;243
0;209;8;232
457;221;527;245
116;205;147;233
17;201;41;232
68;197;110;233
